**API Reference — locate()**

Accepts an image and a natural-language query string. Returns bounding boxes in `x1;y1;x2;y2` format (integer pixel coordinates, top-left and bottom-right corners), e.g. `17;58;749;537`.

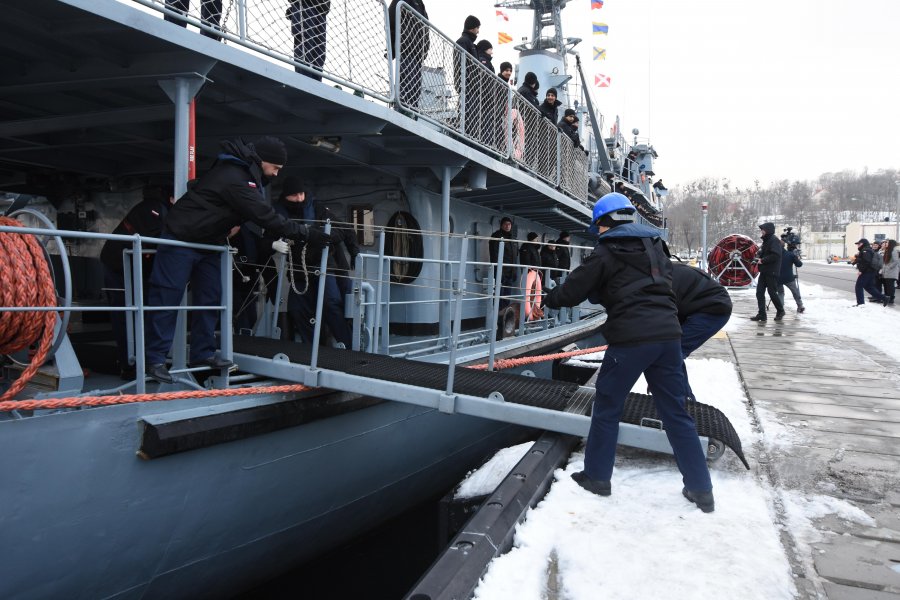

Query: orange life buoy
523;269;543;321
509;108;526;160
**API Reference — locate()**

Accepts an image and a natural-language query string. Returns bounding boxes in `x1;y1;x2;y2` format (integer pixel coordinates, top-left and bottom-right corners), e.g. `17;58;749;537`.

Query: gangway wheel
707;234;758;287
706;438;726;462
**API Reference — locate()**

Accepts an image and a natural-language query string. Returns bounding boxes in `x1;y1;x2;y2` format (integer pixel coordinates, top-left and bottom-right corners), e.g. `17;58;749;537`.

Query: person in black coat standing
751;222;785;321
539;88;561;124
543;193;714;512
540;240;560;284
164;0;222;40
777;240;804;313
517;72;540;109
518;232;542;268
555;231;571;273
388;0;429;107
558;109;582;149
852;238;886;305
144;137;330;384
664;262;732;402
489;216;518;308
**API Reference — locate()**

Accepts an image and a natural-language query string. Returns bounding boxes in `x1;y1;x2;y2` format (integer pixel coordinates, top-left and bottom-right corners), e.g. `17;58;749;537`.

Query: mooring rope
0;216;59;402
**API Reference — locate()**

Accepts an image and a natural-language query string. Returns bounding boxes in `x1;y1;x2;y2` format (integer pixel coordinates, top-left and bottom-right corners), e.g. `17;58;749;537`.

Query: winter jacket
777;247;802;284
540;246;560;280
388;0;429;59
100;196;170;273
269;197;359;275
854;244;878;274
489;228;518;281
755;223;782;275
882;248;900;280
671;263;732;323
477;49;494;74
558;118;581;149
164;139;308;246
539;98;561;124
517;84;540;109
544;223;682;345
455;30;478;58
555;239;571;272
518;243;542;269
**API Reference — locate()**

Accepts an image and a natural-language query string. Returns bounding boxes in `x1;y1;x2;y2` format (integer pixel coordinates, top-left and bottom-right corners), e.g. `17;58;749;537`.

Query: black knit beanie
253;136;287;165
464;15;481;31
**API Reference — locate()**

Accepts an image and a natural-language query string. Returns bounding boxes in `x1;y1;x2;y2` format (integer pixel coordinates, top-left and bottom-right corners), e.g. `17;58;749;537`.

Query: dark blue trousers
290;6;327;80
855;272;884;304
145;243;223;365
288;273;351;347
679;312;731;401
585;340;712;492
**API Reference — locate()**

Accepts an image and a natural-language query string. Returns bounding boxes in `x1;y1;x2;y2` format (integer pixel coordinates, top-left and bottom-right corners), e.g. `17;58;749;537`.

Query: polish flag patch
247;181;257;188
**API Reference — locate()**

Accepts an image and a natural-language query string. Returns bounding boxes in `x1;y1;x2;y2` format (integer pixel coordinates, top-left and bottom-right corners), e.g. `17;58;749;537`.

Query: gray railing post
372;228;386;353
487;241;504;371
131;236;146;394
351;253;364;351
270;252;287;339
220;246;234;380
122;248;135;373
309;221;332;371
459;53;466;133
556;133;562;188
439;166;451;346
236;0;247;41
445;234;469;396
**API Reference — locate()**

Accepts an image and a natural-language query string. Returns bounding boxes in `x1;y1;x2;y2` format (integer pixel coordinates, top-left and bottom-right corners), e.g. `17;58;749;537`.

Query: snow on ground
470;356;870;600
456;442;533;499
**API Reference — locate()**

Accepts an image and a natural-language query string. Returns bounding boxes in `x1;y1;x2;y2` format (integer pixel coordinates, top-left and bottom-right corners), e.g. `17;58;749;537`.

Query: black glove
303;225;333;250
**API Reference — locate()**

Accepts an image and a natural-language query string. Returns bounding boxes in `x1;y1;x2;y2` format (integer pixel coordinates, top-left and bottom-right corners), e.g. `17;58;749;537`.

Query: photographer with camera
750;222;785;322
777;228;805;313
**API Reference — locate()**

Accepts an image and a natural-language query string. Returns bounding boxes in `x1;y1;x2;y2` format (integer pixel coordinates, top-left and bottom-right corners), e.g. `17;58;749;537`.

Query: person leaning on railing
143;137;331;384
517;72;540;109
388;0;429;107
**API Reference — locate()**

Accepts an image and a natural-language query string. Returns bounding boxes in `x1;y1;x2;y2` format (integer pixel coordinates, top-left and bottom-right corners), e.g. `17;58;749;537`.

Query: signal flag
593;22;609;35
595;74;611;87
496;9;512;44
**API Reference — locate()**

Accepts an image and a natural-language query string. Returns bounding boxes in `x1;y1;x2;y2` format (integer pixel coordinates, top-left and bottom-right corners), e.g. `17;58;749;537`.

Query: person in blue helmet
543;192;714;512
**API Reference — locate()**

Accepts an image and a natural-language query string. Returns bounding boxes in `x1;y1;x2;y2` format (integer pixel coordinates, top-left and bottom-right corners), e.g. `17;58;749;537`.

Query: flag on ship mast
592;22;608;35
496;9;512;44
595;74;611;87
593;47;606;61
592;0;604;9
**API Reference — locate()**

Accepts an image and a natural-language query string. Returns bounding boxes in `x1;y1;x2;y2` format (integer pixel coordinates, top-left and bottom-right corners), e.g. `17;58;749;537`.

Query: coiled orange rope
0;216;59;402
0;383;311;413
467;345;607;371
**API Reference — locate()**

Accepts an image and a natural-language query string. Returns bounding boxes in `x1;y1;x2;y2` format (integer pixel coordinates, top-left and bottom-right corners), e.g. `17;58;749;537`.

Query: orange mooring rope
0;383;311;412
0;216;59;402
467;345;607;371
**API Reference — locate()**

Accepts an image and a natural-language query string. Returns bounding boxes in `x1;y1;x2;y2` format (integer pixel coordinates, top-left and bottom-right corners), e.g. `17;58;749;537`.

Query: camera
780;226;801;248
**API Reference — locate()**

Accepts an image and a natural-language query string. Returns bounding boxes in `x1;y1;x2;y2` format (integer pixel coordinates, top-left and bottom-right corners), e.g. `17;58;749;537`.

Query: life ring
523;268;543;320
509;108;526;160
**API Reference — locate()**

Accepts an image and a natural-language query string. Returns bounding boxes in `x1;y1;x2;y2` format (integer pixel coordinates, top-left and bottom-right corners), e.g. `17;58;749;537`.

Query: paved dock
696;291;900;599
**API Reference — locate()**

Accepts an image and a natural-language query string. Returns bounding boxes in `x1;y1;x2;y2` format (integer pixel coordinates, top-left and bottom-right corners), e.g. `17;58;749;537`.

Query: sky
452;275;900;599
427;0;900;189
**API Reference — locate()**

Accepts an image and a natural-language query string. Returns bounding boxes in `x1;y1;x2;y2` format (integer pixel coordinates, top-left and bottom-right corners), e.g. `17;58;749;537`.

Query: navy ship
0;1;669;598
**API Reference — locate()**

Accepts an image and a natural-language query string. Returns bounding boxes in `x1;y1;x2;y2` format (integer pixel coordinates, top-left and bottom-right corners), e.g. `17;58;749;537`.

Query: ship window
385;211;424;284
350;205;375;246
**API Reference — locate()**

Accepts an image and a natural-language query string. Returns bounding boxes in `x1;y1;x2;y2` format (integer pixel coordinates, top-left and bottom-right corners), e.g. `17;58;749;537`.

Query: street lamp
700;202;709;272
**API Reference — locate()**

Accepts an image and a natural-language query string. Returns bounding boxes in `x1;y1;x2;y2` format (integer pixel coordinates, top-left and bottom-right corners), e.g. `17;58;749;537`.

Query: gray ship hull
0;397;522;599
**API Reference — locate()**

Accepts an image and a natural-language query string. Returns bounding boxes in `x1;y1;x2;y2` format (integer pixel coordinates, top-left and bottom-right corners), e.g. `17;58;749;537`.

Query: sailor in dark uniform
99;186;173;379
543;192;715;512
144;137;330;384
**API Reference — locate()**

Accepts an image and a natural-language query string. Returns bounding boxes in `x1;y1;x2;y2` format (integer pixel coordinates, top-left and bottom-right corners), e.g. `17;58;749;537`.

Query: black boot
774;311;786;321
571;471;611;496
749;314;766;322
683;487;715;513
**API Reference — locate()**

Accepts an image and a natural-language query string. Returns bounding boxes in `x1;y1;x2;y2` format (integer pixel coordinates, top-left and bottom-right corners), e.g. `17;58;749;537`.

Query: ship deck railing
1;217;602;400
128;0;592;204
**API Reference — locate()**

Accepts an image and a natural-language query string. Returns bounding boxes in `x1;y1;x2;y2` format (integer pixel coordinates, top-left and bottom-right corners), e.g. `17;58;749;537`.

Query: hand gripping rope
0;216;59;402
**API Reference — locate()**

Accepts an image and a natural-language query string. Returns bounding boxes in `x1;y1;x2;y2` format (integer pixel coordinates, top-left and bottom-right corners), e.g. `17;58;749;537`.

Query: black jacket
555;239;571;271
519;243;542;268
165;139;308;246
489;228;518;281
456;30;478;58
539;98;561;123
100;196;170;273
855;245;878;274
756;223;783;275
558;118;581;149
388;0;429;59
671;263;732;323
540;246;560;280
478;50;494;74
517;84;540;109
545;223;681;345
269;197;359;274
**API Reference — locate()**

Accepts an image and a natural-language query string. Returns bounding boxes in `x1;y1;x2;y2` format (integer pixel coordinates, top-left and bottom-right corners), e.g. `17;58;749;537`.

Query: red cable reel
707;234;759;287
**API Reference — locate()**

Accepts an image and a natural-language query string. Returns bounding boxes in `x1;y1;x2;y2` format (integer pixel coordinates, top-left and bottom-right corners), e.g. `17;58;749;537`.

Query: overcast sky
428;0;900;189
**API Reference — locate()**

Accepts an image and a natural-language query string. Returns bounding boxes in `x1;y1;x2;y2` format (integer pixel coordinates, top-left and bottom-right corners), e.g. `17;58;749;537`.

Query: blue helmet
592;192;635;226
